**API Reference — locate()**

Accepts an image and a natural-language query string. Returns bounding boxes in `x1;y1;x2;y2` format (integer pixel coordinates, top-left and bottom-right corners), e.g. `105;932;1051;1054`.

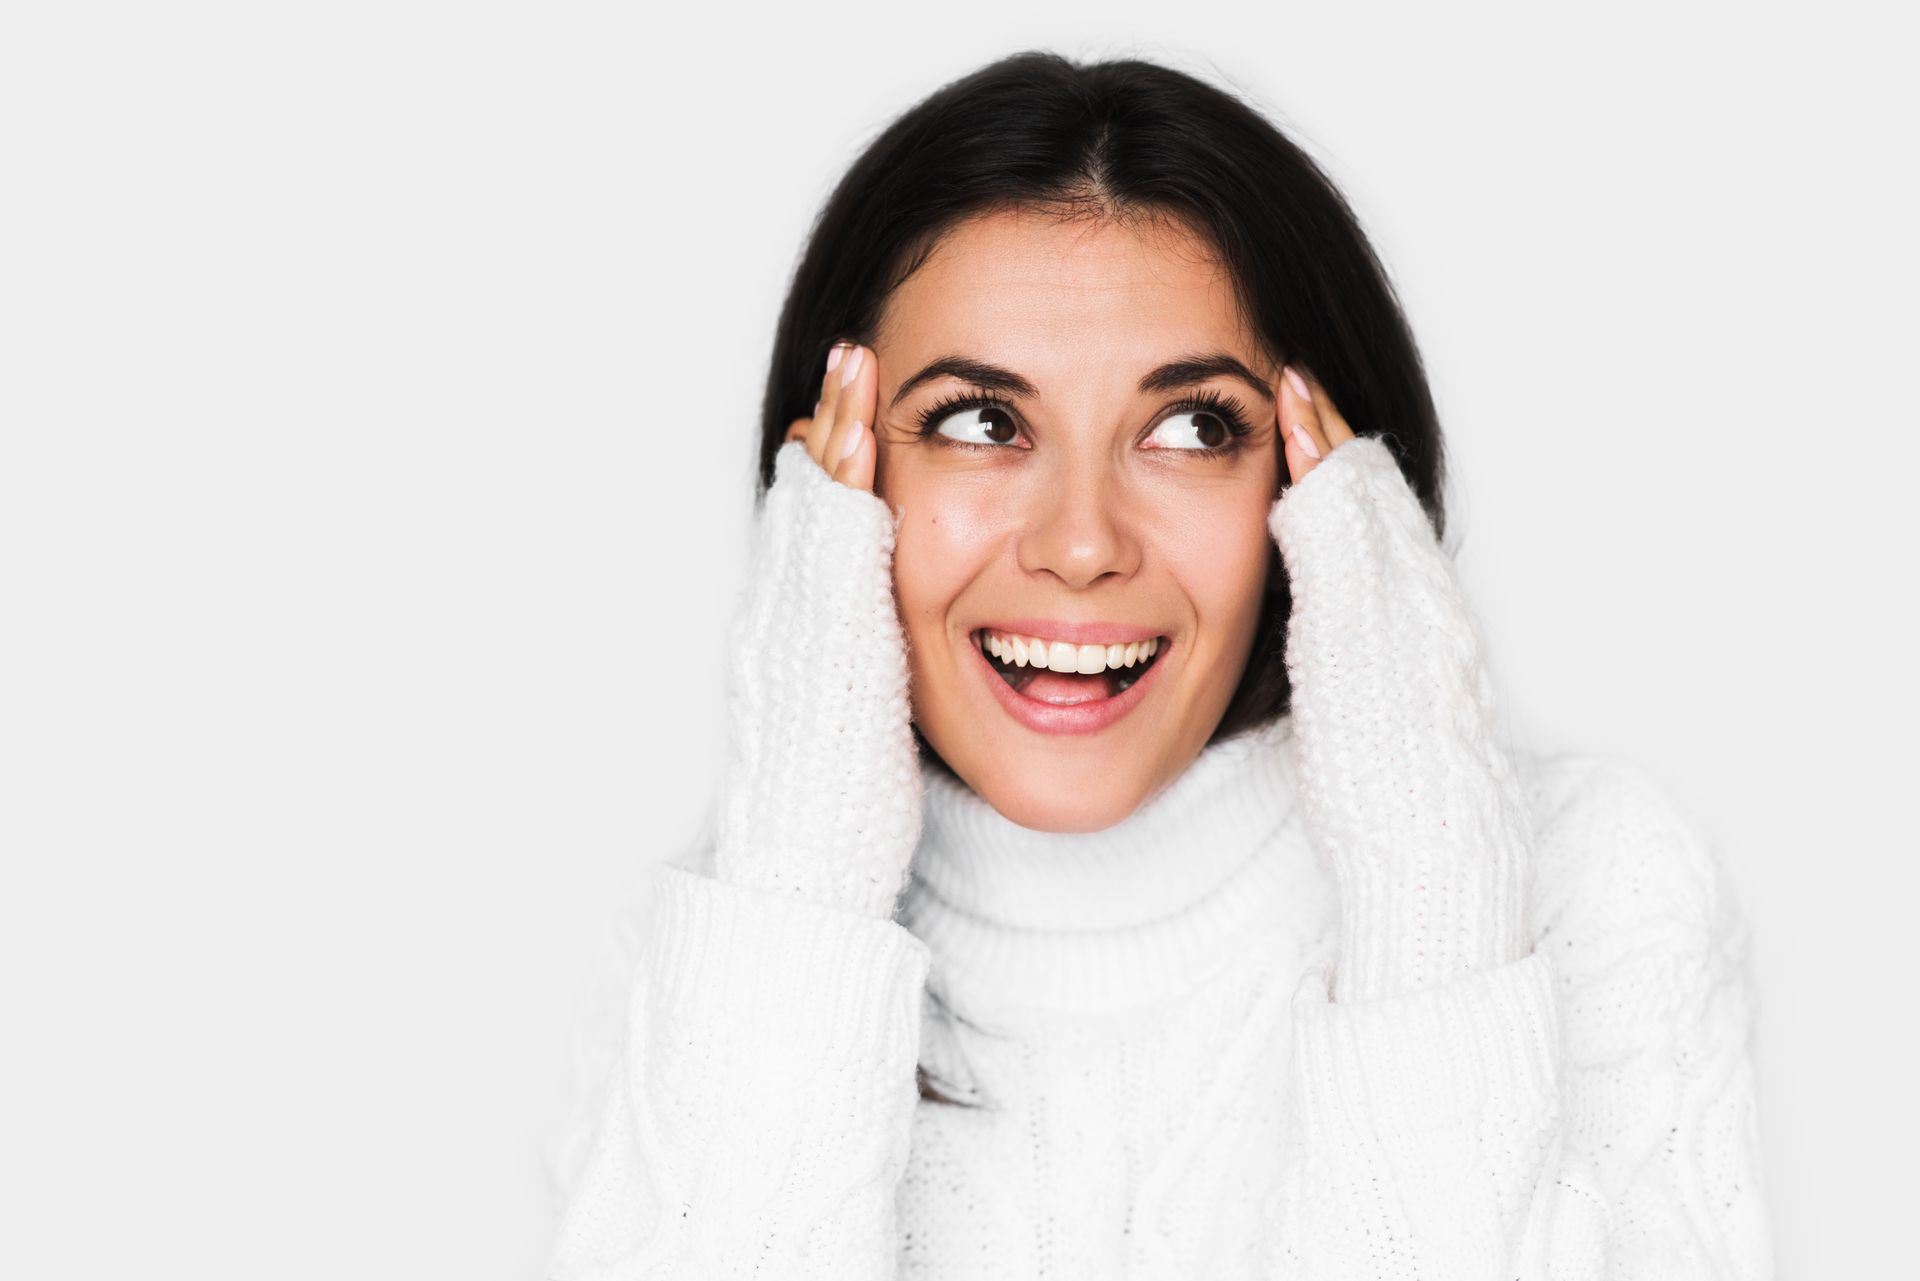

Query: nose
1014;467;1143;590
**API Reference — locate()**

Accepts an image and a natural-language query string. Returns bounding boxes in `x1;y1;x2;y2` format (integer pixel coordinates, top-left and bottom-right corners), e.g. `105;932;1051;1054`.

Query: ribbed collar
897;713;1319;1017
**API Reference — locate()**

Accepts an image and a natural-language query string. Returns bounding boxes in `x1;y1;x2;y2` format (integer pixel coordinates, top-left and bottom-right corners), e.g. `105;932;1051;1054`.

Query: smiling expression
869;206;1283;833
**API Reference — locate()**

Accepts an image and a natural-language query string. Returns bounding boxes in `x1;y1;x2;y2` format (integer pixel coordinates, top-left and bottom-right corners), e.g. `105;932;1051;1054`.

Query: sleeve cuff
1267;434;1418;591
647;862;932;1060
770;437;898;545
1289;948;1562;1139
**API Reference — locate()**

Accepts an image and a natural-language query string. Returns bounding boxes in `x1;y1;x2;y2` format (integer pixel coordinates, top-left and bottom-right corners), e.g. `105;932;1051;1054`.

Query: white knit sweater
543;438;1774;1278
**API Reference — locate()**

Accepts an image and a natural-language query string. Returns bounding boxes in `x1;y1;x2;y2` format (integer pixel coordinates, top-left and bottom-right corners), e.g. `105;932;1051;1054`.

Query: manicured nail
839;345;865;387
1285;365;1312;403
838;419;865;461
1291;422;1321;460
813;397;821;419
827;343;846;373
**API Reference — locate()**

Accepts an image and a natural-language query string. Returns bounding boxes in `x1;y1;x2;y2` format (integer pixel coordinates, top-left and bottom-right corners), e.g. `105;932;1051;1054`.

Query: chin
953;758;1161;834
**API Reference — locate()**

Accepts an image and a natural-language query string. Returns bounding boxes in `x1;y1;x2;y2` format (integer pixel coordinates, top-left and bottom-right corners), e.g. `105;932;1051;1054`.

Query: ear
784;417;810;445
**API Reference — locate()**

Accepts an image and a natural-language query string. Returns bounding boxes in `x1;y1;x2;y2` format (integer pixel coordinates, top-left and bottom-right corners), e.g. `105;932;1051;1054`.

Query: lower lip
970;634;1170;735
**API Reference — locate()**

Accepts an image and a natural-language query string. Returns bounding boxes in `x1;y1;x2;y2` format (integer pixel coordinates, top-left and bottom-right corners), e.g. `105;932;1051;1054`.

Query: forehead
877;208;1260;375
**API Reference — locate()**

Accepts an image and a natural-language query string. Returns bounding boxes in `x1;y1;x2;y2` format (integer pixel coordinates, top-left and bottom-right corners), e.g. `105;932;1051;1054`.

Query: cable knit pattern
1269;433;1532;1004
713;439;924;921
542;432;1775;1278
548;865;931;1277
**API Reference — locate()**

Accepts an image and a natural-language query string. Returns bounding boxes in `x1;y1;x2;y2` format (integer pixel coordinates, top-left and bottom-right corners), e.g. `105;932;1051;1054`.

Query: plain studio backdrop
2;2;1912;1277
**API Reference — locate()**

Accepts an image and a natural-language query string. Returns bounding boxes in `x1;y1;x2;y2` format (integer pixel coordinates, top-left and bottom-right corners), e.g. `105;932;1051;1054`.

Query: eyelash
910;386;1257;457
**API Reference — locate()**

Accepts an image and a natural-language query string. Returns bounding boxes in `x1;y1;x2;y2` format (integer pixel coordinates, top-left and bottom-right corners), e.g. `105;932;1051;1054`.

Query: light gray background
4;2;1911;1277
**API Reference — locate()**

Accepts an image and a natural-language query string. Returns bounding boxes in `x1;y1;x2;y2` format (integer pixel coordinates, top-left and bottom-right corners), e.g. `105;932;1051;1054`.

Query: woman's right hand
788;339;879;492
712;341;925;920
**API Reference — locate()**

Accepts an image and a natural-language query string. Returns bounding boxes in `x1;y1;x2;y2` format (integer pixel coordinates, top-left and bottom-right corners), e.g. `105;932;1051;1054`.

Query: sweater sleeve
543;437;933;1275
1266;435;1771;1274
1266;761;1775;1279
1268;434;1533;1005
1259;430;1559;1272
715;439;925;922
1521;756;1775;1278
543;861;931;1279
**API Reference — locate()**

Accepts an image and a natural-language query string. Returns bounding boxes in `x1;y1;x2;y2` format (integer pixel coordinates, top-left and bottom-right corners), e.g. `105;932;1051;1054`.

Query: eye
918;398;1023;448
1147;408;1236;451
1143;391;1255;456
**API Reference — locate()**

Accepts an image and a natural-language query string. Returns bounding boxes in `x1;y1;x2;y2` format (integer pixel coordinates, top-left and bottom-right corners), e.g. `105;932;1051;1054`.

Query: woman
544;51;1773;1278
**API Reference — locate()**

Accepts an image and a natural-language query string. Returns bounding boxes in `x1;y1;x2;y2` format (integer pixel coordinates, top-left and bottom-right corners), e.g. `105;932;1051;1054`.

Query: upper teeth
982;630;1160;673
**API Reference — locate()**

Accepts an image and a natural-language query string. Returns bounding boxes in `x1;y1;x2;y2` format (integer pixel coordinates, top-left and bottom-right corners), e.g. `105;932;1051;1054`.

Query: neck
899;715;1318;1016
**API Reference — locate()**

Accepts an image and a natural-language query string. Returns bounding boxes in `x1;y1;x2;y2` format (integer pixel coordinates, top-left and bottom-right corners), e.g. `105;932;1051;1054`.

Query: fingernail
826;343;846;373
1291;422;1321;460
1285;365;1312;403
839;345;865;387
838;419;865;461
813;397;821;419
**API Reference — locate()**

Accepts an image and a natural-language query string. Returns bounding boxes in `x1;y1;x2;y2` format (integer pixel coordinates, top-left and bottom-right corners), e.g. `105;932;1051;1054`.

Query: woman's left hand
1278;364;1358;475
1268;366;1534;1004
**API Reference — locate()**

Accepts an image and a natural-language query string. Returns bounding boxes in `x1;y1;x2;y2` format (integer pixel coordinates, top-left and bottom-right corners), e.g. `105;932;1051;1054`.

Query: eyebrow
887;351;1277;411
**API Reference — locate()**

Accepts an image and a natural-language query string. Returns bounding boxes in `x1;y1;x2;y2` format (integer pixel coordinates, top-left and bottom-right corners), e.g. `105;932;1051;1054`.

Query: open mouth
971;629;1169;704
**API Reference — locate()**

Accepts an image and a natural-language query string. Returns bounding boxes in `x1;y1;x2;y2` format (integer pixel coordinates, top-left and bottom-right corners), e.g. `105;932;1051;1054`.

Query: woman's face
870;207;1283;833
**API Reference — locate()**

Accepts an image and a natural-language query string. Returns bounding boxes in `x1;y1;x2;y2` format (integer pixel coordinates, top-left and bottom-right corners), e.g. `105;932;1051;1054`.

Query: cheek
1155;489;1274;642
890;490;996;639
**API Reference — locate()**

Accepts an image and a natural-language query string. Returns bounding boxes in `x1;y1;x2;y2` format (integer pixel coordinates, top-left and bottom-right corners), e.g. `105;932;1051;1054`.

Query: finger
1276;379;1308;488
819;344;864;467
1299;367;1357;448
823;344;876;493
1280;364;1330;480
830;418;874;491
1283;364;1333;461
807;341;852;464
785;415;811;446
805;341;847;463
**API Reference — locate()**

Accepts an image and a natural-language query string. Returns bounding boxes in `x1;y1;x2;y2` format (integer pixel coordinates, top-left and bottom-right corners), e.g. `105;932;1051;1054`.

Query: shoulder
1516;750;1728;922
1512;751;1753;995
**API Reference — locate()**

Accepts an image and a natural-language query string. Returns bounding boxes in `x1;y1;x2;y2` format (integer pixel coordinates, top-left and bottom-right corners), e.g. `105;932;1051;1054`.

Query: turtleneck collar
898;713;1324;1017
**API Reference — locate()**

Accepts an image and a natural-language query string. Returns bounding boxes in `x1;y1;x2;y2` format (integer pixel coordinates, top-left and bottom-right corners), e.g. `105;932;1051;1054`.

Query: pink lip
969;630;1171;736
974;618;1165;646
